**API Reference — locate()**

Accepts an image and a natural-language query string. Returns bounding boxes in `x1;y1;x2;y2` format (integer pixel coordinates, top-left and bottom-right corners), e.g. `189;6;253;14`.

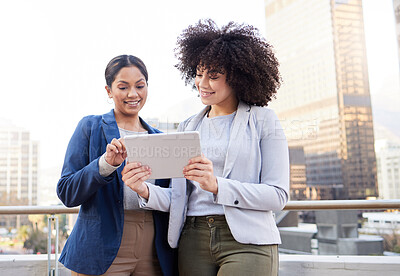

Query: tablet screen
124;131;201;179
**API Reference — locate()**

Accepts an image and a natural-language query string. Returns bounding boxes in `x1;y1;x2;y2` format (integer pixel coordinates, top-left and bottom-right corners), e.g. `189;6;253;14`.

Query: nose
127;87;139;98
198;74;210;89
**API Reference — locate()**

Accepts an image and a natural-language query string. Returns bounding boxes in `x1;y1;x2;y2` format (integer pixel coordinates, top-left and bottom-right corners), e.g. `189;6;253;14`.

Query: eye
196;73;203;77
136;83;146;89
118;87;128;90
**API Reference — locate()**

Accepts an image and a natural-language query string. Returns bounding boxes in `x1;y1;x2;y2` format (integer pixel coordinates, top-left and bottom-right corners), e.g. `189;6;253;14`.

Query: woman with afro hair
122;19;289;276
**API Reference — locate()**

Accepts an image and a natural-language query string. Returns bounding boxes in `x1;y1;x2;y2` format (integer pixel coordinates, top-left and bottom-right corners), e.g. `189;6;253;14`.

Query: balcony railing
1;199;400;215
1;199;400;216
1;200;400;276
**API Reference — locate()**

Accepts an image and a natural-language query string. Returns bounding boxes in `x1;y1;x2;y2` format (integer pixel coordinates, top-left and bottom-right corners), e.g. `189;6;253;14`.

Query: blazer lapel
222;102;251;178
101;109;120;144
183;103;251;178
101;110;125;181
139;117;158;134
101;110;123;199
183;105;210;131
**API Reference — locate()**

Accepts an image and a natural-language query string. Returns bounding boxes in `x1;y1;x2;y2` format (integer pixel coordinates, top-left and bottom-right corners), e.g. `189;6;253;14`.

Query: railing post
47;215;59;276
311;238;319;255
47;216;51;276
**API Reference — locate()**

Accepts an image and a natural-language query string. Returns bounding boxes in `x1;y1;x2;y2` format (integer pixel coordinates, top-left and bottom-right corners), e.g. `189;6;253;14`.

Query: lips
200;91;215;98
124;100;141;107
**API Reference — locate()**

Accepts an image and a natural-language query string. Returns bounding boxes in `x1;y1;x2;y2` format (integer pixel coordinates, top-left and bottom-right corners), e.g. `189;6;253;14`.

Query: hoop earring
107;97;114;104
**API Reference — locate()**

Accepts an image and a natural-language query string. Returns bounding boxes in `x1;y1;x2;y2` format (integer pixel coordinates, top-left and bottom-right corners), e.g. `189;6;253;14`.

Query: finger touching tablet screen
124;131;201;179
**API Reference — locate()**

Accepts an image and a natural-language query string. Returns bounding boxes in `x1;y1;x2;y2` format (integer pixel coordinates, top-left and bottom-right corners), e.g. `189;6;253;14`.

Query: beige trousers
71;210;162;276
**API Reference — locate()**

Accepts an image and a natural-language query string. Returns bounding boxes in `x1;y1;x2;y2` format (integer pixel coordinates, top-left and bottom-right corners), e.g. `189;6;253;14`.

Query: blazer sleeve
138;183;172;212
57;118;115;207
215;110;290;211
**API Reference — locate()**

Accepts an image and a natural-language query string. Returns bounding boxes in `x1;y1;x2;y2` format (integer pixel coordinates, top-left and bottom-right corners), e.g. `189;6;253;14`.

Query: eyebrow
116;78;145;85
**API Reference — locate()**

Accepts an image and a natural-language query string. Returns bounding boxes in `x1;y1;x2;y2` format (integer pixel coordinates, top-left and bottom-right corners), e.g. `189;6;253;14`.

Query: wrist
213;177;218;195
138;182;150;199
104;154;120;167
104;153;113;165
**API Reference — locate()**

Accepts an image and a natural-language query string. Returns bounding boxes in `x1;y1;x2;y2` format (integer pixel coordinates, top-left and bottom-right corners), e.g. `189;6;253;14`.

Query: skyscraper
0;119;39;228
265;0;377;199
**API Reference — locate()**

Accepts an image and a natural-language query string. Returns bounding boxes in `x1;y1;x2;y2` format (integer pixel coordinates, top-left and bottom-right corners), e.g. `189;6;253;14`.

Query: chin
200;98;213;106
124;109;140;116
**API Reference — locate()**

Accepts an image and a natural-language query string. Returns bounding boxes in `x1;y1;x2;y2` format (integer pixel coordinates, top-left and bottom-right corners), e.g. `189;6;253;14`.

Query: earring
107;97;114;104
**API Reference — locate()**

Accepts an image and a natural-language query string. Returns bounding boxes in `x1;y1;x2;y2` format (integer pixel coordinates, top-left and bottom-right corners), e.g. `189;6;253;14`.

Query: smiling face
195;67;238;115
106;66;147;120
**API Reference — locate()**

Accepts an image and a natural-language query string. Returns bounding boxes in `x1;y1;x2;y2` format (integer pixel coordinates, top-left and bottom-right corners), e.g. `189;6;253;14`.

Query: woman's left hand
183;154;218;194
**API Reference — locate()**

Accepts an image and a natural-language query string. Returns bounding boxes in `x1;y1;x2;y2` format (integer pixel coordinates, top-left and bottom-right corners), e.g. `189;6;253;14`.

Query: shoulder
76;114;103;129
247;105;284;139
80;114;103;123
178;114;197;131
71;114;104;139
178;106;210;131
249;105;278;120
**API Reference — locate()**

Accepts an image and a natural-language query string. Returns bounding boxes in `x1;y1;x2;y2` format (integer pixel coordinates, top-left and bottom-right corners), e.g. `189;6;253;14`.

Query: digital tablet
124;131;201;179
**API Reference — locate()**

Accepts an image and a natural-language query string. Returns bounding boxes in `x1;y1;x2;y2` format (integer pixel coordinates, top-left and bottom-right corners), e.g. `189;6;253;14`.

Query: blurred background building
288;146;308;200
0;119;38;228
393;0;400;68
265;0;377;200
375;139;400;199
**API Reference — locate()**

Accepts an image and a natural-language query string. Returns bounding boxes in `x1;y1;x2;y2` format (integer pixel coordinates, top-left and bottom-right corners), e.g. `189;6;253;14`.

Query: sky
0;0;399;170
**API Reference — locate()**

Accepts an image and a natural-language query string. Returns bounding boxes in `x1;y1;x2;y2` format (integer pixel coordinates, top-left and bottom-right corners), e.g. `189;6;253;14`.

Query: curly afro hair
175;19;281;107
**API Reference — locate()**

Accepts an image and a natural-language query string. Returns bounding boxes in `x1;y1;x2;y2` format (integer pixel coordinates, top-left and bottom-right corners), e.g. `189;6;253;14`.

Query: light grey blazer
141;101;290;248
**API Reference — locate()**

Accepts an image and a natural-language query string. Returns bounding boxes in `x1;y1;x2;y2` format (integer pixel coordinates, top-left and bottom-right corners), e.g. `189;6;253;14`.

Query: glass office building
0;121;38;228
265;0;377;199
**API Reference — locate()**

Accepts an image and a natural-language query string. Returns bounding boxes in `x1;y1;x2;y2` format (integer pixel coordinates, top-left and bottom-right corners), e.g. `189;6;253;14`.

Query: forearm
215;177;288;211
99;153;121;177
138;183;172;212
57;157;114;207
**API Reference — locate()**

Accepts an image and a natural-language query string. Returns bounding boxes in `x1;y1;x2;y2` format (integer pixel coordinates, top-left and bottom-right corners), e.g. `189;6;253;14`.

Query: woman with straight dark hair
57;55;177;276
122;20;289;276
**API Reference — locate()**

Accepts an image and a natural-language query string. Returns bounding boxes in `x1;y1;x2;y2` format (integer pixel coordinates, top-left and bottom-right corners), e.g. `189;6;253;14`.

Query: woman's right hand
121;162;151;199
105;138;127;166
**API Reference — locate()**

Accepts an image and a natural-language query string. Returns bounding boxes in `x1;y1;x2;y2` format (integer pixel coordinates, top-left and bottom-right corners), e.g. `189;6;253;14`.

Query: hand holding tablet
124;131;201;179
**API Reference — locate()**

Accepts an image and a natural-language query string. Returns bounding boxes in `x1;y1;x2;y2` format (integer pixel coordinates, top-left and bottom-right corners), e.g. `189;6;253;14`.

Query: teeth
126;100;140;104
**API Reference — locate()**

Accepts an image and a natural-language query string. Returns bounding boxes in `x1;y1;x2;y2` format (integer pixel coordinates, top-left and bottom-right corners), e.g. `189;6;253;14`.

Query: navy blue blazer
57;110;177;275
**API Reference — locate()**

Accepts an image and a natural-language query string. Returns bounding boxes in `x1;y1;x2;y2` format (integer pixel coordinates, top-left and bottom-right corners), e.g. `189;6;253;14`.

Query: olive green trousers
178;215;278;276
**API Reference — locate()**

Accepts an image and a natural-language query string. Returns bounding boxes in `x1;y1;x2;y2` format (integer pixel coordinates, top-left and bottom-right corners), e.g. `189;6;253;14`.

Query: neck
114;111;146;132
208;99;239;118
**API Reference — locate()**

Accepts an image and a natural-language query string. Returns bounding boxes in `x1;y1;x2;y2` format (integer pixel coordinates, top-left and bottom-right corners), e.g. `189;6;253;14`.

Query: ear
105;85;112;98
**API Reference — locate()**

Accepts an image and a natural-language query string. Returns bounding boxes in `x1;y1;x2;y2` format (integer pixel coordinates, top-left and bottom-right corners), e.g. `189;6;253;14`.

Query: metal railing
284;199;400;210
1;199;400;215
1;199;400;275
0;205;78;276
